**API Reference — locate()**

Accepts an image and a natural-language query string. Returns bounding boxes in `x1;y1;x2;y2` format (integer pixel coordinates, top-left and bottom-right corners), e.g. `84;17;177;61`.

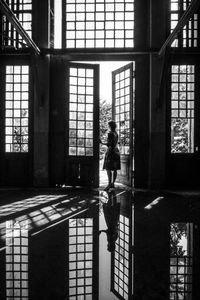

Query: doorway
96;61;135;188
50;59;135;189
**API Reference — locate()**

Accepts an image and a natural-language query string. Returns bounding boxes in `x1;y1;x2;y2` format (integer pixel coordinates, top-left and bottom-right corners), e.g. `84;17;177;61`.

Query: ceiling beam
0;0;40;55
159;0;200;57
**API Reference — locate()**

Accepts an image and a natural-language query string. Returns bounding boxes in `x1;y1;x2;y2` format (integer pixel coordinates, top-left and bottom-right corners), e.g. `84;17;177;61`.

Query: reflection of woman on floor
99;120;121;191
99;190;120;252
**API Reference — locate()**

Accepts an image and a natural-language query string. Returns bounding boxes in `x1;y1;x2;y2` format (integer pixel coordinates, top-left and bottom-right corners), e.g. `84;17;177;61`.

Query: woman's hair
108;120;117;131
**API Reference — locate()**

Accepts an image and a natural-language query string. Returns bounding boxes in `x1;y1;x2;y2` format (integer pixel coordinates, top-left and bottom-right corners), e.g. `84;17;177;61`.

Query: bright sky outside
98;61;132;103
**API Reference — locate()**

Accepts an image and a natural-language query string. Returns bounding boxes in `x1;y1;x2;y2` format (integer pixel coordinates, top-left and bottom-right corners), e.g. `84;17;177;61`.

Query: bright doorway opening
97;61;135;188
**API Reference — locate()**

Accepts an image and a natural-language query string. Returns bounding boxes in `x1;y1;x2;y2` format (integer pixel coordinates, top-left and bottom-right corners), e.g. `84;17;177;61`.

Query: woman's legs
113;170;117;185
106;170;112;187
105;169;117;190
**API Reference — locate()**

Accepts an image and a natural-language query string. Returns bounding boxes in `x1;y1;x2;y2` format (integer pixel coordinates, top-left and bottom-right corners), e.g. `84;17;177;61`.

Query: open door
65;62;99;187
112;63;134;186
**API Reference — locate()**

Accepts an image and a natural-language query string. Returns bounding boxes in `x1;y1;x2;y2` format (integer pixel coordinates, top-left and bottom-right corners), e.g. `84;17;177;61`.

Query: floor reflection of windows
111;214;132;300
170;223;193;300
6;220;29;300
67;217;95;300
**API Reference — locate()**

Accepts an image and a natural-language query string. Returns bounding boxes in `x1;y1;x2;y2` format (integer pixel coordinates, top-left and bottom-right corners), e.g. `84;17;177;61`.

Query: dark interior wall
133;1;149;188
134;0;149;50
32;0;50;186
134;55;150;188
134;203;170;300
32;55;50;187
49;57;66;186
134;0;167;188
30;223;67;300
32;0;50;49
148;54;167;188
148;0;168;188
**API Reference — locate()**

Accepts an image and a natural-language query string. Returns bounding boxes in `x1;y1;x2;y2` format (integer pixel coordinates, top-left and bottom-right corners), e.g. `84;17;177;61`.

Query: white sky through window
80;61;132;103
54;0;62;48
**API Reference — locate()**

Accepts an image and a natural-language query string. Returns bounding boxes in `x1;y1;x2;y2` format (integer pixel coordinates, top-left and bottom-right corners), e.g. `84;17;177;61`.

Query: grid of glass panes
171;65;195;153
5;65;29;153
2;0;32;49
170;0;199;47
6;220;29;300
113;215;129;299
68;218;93;299
114;67;132;155
64;0;134;48
68;67;94;156
170;223;193;300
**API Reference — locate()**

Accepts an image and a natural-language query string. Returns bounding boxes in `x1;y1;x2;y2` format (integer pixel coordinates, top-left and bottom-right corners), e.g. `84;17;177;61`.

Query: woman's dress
103;131;121;170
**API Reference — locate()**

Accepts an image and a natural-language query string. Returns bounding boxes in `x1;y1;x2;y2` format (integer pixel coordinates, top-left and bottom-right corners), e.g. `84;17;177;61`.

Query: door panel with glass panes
112;63;135;186
0;64;32;186
167;63;200;187
65;63;99;187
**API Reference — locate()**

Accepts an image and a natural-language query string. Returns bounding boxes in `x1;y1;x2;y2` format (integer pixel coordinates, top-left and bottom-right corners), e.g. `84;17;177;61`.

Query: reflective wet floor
0;188;200;300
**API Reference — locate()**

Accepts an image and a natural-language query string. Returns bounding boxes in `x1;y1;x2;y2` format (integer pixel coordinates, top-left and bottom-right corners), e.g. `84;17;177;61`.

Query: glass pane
171;65;195;153
5;65;29;153
68;66;94;156
114;66;131;155
170;223;193;300
65;0;134;49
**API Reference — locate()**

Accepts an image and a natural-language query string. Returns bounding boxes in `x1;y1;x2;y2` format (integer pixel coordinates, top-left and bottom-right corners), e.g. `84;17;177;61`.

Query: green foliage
99;99;112;140
170;223;187;256
99;99;112;158
171;119;189;153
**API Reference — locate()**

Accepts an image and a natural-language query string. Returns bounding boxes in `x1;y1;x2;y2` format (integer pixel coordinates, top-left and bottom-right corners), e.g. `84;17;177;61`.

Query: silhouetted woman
100;120;121;191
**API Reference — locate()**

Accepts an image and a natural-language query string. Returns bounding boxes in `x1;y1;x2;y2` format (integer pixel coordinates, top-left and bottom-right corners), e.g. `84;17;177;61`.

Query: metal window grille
68;67;94;156
68;218;93;299
171;65;195;153
5;220;29;300
170;223;193;300
170;0;199;47
64;0;134;49
2;0;32;49
112;215;130;300
5;65;29;153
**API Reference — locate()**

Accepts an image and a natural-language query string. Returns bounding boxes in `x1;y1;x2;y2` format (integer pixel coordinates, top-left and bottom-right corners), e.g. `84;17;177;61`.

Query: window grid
114;68;131;155
113;215;130;300
170;256;193;300
6;220;29;300
64;0;134;49
171;65;195;153
68;218;93;299
170;0;199;48
2;0;32;49
170;223;193;300
68;67;94;156
5;65;29;153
